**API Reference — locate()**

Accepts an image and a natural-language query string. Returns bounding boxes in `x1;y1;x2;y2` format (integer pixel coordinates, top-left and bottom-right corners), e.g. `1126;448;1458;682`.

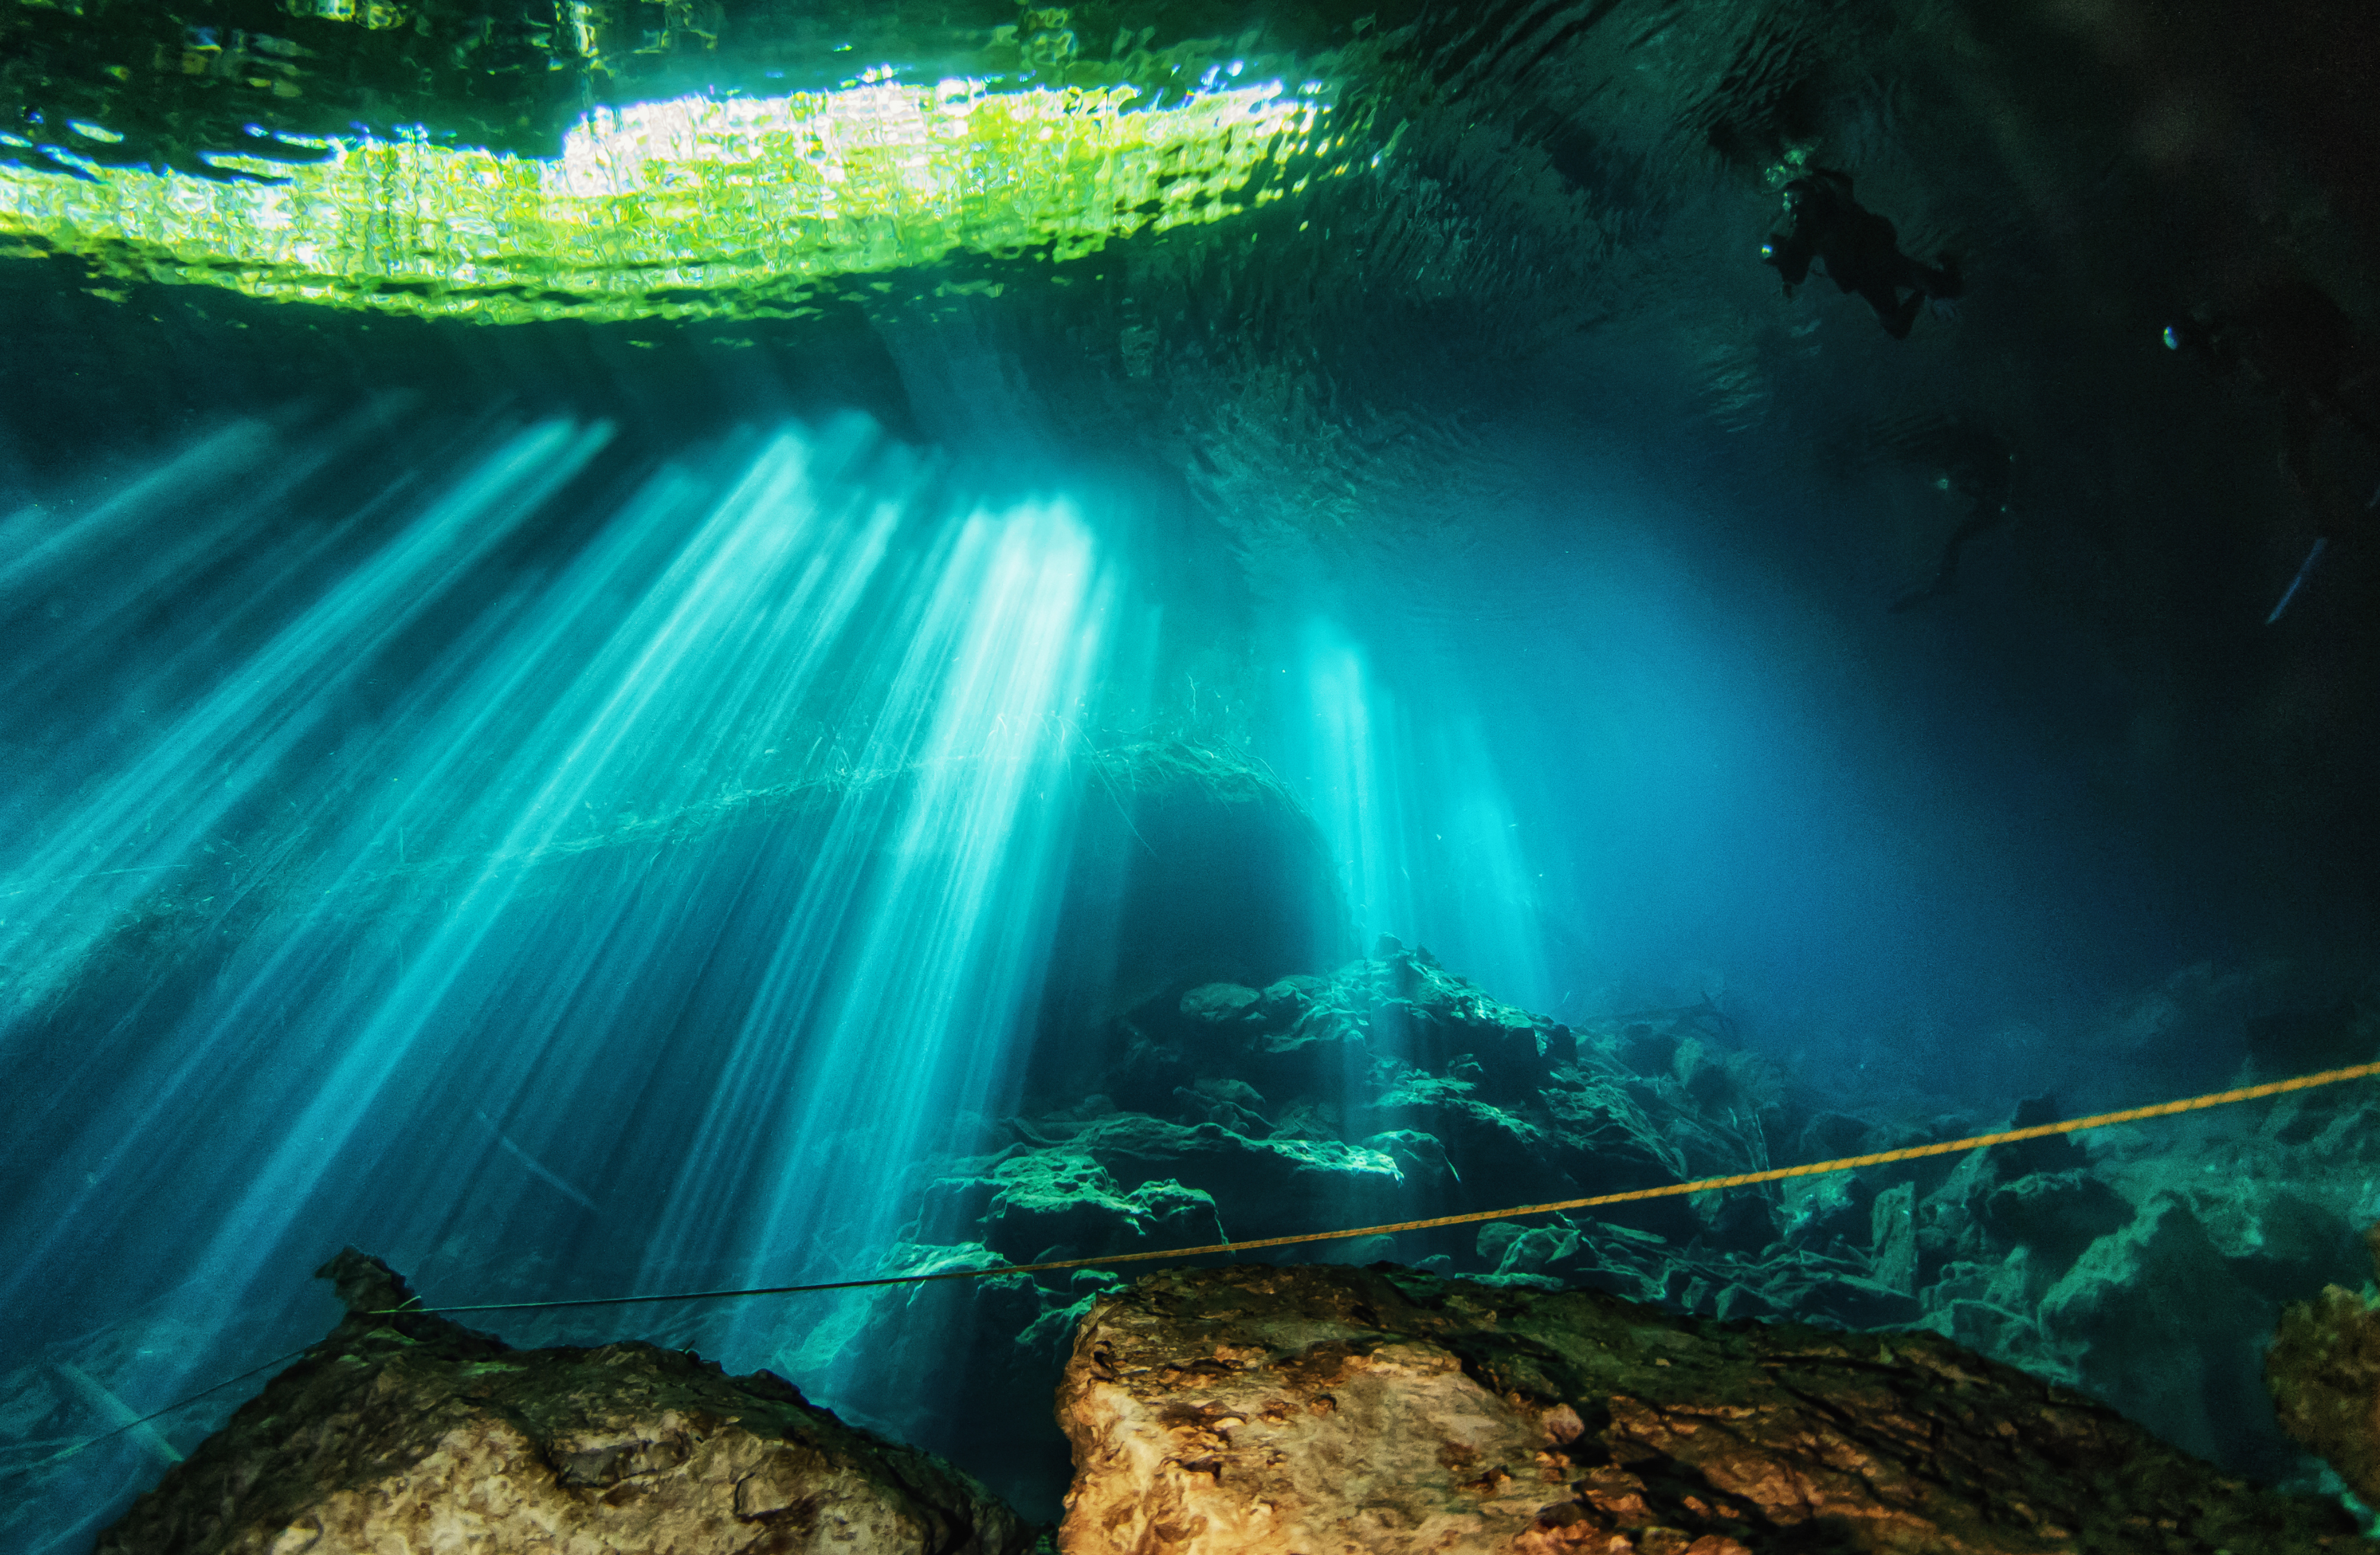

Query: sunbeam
1287;617;1548;1006
0;413;1136;1545
14;1;2380;1543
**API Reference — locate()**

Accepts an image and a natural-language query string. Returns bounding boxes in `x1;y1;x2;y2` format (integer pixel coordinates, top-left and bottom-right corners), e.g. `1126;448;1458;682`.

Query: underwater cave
6;0;2380;1547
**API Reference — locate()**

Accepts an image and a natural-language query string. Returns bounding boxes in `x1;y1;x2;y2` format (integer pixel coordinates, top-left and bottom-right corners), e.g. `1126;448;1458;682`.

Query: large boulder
2037;1193;2278;1467
95;1250;1034;1555
1054;1262;2362;1555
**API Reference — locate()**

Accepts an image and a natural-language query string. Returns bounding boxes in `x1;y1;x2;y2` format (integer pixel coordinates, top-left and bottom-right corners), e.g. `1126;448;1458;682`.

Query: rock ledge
1056;1261;2362;1555
96;1249;1034;1555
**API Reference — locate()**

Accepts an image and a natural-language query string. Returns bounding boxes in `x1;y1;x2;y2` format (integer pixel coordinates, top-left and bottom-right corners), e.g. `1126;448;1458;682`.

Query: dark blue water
2;368;2340;1545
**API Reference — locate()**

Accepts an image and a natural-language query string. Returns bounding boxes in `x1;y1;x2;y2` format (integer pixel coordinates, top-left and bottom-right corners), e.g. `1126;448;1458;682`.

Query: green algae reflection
0;76;1338;323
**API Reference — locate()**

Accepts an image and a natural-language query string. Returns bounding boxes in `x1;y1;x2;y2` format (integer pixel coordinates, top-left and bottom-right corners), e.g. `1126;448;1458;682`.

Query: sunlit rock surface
2268;1225;2380;1508
1054;1262;2364;1555
847;945;2380;1516
93;1249;1034;1555
7;0;2380;1545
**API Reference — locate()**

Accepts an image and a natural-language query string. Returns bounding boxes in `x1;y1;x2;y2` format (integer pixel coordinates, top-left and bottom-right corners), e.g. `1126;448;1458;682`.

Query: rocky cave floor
11;938;2380;1544
822;940;2380;1513
68;1236;2380;1553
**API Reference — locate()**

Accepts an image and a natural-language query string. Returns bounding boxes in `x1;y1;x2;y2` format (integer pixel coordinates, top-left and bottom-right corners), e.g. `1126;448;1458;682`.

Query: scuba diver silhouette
2164;280;2380;621
1889;421;2015;612
1762;168;1963;339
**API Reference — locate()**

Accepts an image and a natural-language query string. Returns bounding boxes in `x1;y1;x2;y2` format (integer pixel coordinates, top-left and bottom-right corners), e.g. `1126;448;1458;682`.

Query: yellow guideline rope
388;1057;2380;1316
16;1059;2374;1476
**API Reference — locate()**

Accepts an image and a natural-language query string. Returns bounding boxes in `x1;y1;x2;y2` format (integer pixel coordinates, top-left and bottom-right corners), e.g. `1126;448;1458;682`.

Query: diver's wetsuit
1763;169;1962;339
2169;281;2380;536
1889;428;2015;613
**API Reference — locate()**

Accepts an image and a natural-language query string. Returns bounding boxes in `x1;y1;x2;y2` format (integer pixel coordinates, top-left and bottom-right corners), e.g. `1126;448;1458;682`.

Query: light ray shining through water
0;413;1132;1545
1290;618;1549;1009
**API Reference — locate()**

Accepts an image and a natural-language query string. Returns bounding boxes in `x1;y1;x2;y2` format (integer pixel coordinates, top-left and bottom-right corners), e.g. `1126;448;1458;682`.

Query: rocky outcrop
95;1250;1034;1555
2033;1080;2379;1479
855;948;1798;1501
797;944;2380;1522
865;947;2380;1512
1056;1262;2365;1555
922;946;1776;1285
2034;1193;2279;1466
2268;1224;2380;1506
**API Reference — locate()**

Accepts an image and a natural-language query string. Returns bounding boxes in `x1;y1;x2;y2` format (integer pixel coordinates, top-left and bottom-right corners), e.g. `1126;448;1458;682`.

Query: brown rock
2268;1223;2380;1504
96;1249;1034;1555
1054;1261;2360;1554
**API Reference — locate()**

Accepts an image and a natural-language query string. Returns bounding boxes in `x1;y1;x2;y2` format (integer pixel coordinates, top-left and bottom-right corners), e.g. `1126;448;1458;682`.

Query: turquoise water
6;0;2380;1543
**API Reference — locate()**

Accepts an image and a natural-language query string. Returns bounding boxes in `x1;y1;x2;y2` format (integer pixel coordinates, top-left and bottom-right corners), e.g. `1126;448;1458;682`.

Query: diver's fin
2265;536;2329;625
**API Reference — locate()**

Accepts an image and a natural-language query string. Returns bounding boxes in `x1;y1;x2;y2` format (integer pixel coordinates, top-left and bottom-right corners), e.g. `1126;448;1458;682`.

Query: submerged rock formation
95;1250;1032;1555
857;941;1780;1500
2268;1224;2380;1506
32;737;1342;1033
854;943;2380;1512
1056;1262;2364;1555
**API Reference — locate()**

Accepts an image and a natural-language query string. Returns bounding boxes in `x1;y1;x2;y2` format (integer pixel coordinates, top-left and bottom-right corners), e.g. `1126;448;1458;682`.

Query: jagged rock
1993;1094;2091;1178
2267;1224;2380;1506
1916;1098;2094;1268
916;1149;1225;1262
1783;1169;1876;1256
1918;1252;2052;1363
1054;1262;2363;1555
1667;1035;1778;1116
1869;1182;1918;1294
1362;1127;1462;1189
1476;1218;1667;1291
1236;1013;1374;1099
2194;1189;2365;1302
1920;1294;2044;1363
893;957;2263;1516
1756;1267;1922;1329
1980;1169;2134;1270
1181;983;1264;1025
1461;1216;1916;1333
96;1250;1034;1555
828;1246;1121;1522
1047;1113;1411;1241
1257;976;1329;1024
1366;1075;1564;1194
2256;1085;2380;1163
2038;1193;2276;1465
1704;1190;1781;1252
1793;1110;1876;1163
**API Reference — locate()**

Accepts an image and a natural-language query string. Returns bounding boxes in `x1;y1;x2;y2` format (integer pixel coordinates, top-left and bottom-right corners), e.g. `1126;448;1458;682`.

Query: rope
389;1058;2380;1315
17;1058;2376;1476
2;1346;313;1478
